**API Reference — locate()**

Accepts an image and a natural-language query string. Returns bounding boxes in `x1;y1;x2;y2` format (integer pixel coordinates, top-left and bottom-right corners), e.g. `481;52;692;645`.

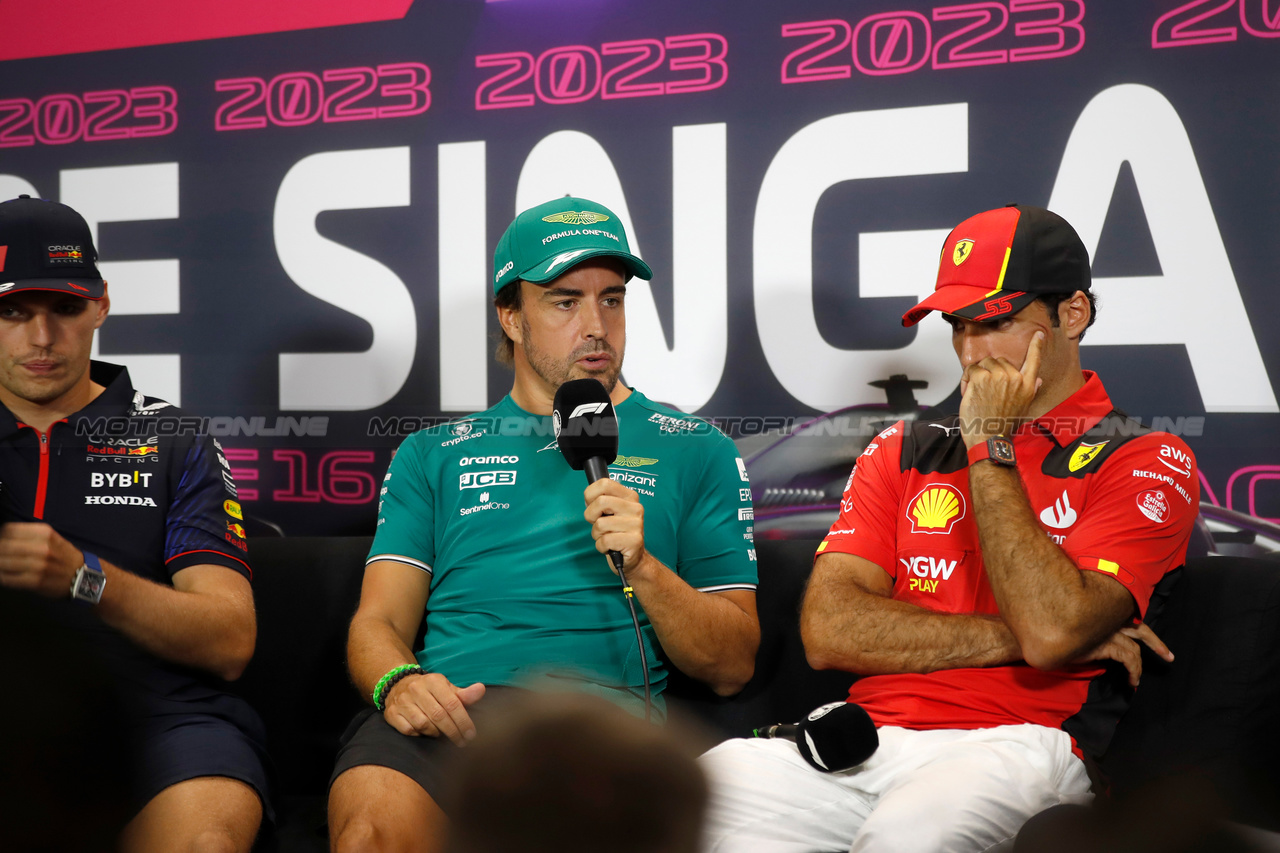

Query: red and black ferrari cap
902;204;1090;327
0;195;105;300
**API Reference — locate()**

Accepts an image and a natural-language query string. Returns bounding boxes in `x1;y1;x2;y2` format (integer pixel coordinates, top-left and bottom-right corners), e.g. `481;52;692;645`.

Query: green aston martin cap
492;196;652;294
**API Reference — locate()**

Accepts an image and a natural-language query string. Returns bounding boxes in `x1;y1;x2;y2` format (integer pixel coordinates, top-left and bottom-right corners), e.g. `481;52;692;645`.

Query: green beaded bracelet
372;664;425;710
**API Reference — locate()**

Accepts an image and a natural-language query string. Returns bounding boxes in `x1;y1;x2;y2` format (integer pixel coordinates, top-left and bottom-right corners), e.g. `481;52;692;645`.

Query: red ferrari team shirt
819;372;1198;757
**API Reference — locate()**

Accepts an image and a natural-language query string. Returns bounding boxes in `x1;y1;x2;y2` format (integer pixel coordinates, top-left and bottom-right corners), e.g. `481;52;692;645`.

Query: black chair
1017;555;1280;851
236;536;372;853
665;538;853;740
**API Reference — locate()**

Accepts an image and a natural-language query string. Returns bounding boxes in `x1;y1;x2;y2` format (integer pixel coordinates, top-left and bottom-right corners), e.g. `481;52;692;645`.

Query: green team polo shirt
368;388;758;717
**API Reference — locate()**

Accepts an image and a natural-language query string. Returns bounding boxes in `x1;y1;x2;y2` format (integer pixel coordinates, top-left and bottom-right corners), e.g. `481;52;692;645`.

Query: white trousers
700;724;1092;853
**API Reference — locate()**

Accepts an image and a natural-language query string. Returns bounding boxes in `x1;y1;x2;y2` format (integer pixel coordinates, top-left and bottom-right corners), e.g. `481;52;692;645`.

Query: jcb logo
899;555;957;594
459;471;517;490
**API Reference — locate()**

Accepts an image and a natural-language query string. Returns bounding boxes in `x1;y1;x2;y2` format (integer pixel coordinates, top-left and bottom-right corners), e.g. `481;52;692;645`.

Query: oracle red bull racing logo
86;439;160;460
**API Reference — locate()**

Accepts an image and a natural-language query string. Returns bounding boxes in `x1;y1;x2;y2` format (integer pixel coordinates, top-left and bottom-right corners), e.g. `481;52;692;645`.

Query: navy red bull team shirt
0;361;253;714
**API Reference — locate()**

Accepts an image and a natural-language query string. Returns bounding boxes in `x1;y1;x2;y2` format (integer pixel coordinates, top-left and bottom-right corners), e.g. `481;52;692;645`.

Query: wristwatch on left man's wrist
70;551;106;605
967;435;1017;468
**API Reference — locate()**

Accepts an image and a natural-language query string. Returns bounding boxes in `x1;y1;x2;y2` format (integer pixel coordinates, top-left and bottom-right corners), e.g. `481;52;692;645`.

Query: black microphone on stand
552;379;651;720
755;701;880;772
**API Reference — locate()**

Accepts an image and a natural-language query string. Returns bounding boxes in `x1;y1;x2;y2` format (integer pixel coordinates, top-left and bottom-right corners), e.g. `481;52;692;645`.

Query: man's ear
94;282;111;330
496;293;523;346
1061;290;1091;340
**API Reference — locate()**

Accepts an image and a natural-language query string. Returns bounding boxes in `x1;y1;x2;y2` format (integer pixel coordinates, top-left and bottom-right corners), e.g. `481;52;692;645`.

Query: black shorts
330;687;522;805
134;711;274;822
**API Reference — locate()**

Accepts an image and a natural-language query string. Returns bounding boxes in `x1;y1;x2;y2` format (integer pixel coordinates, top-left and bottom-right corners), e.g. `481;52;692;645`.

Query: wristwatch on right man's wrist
967;435;1017;468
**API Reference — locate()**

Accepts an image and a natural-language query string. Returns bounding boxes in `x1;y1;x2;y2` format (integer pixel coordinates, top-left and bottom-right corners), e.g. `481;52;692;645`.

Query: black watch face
990;438;1016;465
74;569;106;602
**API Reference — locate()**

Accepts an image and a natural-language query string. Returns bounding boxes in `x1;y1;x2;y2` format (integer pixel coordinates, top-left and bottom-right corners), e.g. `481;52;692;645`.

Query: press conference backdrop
0;1;1276;534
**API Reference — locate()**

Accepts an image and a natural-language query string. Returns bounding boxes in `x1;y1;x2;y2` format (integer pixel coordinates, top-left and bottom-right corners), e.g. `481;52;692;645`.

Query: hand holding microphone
553;378;654;720
553;379;645;575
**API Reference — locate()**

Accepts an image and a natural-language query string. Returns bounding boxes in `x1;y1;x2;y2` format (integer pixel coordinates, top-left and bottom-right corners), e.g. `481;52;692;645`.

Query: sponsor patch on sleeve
1078;556;1136;586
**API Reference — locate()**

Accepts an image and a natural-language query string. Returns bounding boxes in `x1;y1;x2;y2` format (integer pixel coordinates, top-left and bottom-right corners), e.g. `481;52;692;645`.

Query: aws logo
1158;444;1192;477
907;484;966;534
542;210;609;225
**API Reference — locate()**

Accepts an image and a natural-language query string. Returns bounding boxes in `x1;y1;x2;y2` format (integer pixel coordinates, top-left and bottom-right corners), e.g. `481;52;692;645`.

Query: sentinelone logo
77;416;328;437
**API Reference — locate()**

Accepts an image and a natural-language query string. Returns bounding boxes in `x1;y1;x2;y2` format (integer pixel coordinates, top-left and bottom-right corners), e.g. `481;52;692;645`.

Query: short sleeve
368;432;436;575
817;422;906;576
675;433;758;592
164;435;252;580
1062;434;1199;618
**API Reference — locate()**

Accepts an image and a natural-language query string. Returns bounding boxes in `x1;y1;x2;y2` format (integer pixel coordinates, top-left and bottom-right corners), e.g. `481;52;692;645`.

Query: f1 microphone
552;378;652;722
552;379;623;573
756;701;879;773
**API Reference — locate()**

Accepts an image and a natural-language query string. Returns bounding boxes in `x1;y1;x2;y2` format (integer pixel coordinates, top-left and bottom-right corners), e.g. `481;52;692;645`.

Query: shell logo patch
908;484;966;534
1069;441;1108;472
542;210;609;225
952;239;975;266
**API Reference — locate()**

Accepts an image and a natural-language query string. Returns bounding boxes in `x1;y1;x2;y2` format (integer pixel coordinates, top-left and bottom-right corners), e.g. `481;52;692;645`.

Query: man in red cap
0;195;268;851
700;204;1200;852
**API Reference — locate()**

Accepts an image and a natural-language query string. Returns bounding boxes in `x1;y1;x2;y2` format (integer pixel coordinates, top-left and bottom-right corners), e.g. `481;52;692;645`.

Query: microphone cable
610;555;652;723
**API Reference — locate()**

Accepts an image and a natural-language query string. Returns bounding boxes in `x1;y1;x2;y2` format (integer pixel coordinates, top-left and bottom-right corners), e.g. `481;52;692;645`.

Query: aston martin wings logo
613;456;658;468
542;211;610;225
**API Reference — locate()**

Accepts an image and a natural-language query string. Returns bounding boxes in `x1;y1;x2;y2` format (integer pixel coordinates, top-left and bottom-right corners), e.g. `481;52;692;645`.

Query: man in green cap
327;197;760;852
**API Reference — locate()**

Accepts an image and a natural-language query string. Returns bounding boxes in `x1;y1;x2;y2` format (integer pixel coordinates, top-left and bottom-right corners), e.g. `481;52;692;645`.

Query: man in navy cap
0;196;268;851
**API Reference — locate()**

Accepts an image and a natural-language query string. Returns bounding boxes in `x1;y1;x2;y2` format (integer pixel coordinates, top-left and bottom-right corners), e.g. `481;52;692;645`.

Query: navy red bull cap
902;204;1090;327
0;195;106;300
